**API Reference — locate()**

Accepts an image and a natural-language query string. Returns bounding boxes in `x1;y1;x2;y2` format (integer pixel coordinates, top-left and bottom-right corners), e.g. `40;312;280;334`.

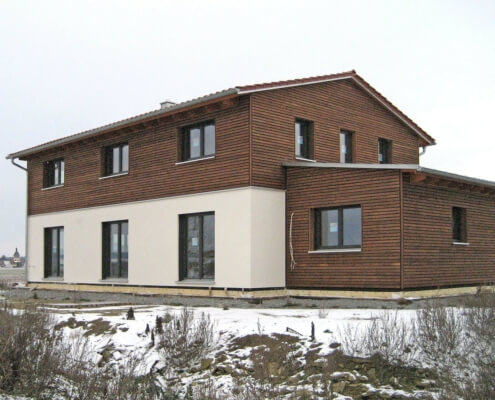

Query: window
452;207;467;243
180;121;215;161
179;212;215;280
315;206;362;249
44;159;64;187
340;131;353;163
102;221;128;279
295;119;313;159
378;138;391;164
44;227;64;277
104;143;129;176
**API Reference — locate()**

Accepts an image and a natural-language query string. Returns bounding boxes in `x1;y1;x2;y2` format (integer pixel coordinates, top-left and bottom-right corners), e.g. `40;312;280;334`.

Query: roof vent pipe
160;100;176;109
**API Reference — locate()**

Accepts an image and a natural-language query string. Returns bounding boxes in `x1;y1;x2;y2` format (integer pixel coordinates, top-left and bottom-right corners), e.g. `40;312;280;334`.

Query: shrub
157;307;217;370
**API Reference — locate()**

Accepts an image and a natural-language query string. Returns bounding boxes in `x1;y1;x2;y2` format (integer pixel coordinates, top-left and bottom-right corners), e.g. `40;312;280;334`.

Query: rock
332;381;347;393
200;358;213;370
330;371;357;382
267;361;280;376
212;364;229;375
329;342;341;349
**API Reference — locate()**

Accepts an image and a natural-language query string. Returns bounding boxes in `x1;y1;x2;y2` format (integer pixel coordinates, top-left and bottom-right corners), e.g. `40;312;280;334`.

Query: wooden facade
402;174;495;288
27;97;250;215
285;165;495;290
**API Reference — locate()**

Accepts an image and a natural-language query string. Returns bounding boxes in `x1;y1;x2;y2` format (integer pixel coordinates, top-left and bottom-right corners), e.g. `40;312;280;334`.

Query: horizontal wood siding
286;167;402;289
28;97;250;215
251;80;421;189
402;175;495;288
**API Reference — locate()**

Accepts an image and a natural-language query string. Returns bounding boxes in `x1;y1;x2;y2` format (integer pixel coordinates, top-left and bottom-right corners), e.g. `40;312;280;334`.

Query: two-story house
7;71;495;298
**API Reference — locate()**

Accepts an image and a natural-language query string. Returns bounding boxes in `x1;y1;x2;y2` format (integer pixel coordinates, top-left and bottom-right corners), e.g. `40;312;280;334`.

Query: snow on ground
39;304;433;399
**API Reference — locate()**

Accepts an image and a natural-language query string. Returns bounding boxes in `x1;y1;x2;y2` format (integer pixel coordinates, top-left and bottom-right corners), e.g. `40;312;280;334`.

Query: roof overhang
283;162;495;193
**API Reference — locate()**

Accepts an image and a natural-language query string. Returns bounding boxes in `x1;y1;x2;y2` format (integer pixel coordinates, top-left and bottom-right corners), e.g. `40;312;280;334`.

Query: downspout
9;157;28;284
419;146;426;156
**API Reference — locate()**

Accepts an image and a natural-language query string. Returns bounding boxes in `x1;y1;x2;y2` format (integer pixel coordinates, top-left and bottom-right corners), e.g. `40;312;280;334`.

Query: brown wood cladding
251;79;421;189
402;174;495;288
28;97;250;215
286;167;402;289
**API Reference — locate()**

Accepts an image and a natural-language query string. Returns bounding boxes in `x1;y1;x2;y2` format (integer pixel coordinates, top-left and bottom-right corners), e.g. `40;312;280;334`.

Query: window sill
175;156;215;165
295;156;317;163
100;278;129;283
99;172;129;180
43;277;64;281
42;184;64;191
175;279;215;286
452;242;470;246
308;248;362;254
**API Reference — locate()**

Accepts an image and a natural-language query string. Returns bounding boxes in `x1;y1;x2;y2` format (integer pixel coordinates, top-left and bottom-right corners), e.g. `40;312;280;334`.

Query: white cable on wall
289;212;297;271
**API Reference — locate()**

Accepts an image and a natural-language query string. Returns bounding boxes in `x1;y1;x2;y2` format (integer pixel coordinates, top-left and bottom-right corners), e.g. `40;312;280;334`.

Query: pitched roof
6;71;434;160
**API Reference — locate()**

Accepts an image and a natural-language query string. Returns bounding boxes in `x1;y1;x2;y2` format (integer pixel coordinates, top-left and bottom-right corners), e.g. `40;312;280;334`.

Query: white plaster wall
27;187;286;289
250;188;286;288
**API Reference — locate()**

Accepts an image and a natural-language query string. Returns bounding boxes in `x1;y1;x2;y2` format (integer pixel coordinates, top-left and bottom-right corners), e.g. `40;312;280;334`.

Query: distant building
10;248;23;268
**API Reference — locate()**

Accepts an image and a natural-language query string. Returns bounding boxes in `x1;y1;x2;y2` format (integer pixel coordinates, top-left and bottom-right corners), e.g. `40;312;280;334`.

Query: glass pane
60;161;65;184
110;223;119;277
121;145;129;172
54;162;60;185
343;207;362;246
59;228;64;276
51;229;58;276
190;127;201;159
204;124;215;156
121;222;128;278
202;214;215;279
112;146;120;174
340;132;346;163
320;209;339;247
186;216;201;278
295;122;302;157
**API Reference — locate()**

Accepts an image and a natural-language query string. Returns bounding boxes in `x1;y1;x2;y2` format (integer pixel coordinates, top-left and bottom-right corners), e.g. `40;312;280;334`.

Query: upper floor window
315;205;362;249
452;207;467;243
43;159;64;188
340;130;353;163
378;138;391;164
44;226;64;278
104;143;129;176
180;121;215;161
295;119;313;160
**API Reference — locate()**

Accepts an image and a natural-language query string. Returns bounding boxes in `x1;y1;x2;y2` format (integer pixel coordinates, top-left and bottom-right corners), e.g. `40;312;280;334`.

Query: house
7;71;495;298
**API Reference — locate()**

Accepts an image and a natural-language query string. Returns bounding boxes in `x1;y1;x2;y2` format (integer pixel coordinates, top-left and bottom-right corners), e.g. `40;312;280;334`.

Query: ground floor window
44;227;64;277
315;206;362;249
102;220;128;279
179;212;215;280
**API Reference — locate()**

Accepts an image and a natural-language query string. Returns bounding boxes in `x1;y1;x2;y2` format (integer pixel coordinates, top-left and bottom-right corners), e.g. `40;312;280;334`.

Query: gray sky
1;0;494;257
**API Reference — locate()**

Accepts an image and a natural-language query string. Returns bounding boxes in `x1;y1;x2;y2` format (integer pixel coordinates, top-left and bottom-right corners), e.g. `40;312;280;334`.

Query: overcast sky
1;0;494;257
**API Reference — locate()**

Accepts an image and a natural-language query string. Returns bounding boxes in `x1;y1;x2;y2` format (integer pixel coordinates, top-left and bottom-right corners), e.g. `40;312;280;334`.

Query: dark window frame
314;205;362;250
340;130;353;163
44;226;64;278
295;118;314;160
378;138;392;164
452;207;467;243
180;120;216;162
103;142;129;176
43;158;65;188
102;220;129;279
179;211;215;280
